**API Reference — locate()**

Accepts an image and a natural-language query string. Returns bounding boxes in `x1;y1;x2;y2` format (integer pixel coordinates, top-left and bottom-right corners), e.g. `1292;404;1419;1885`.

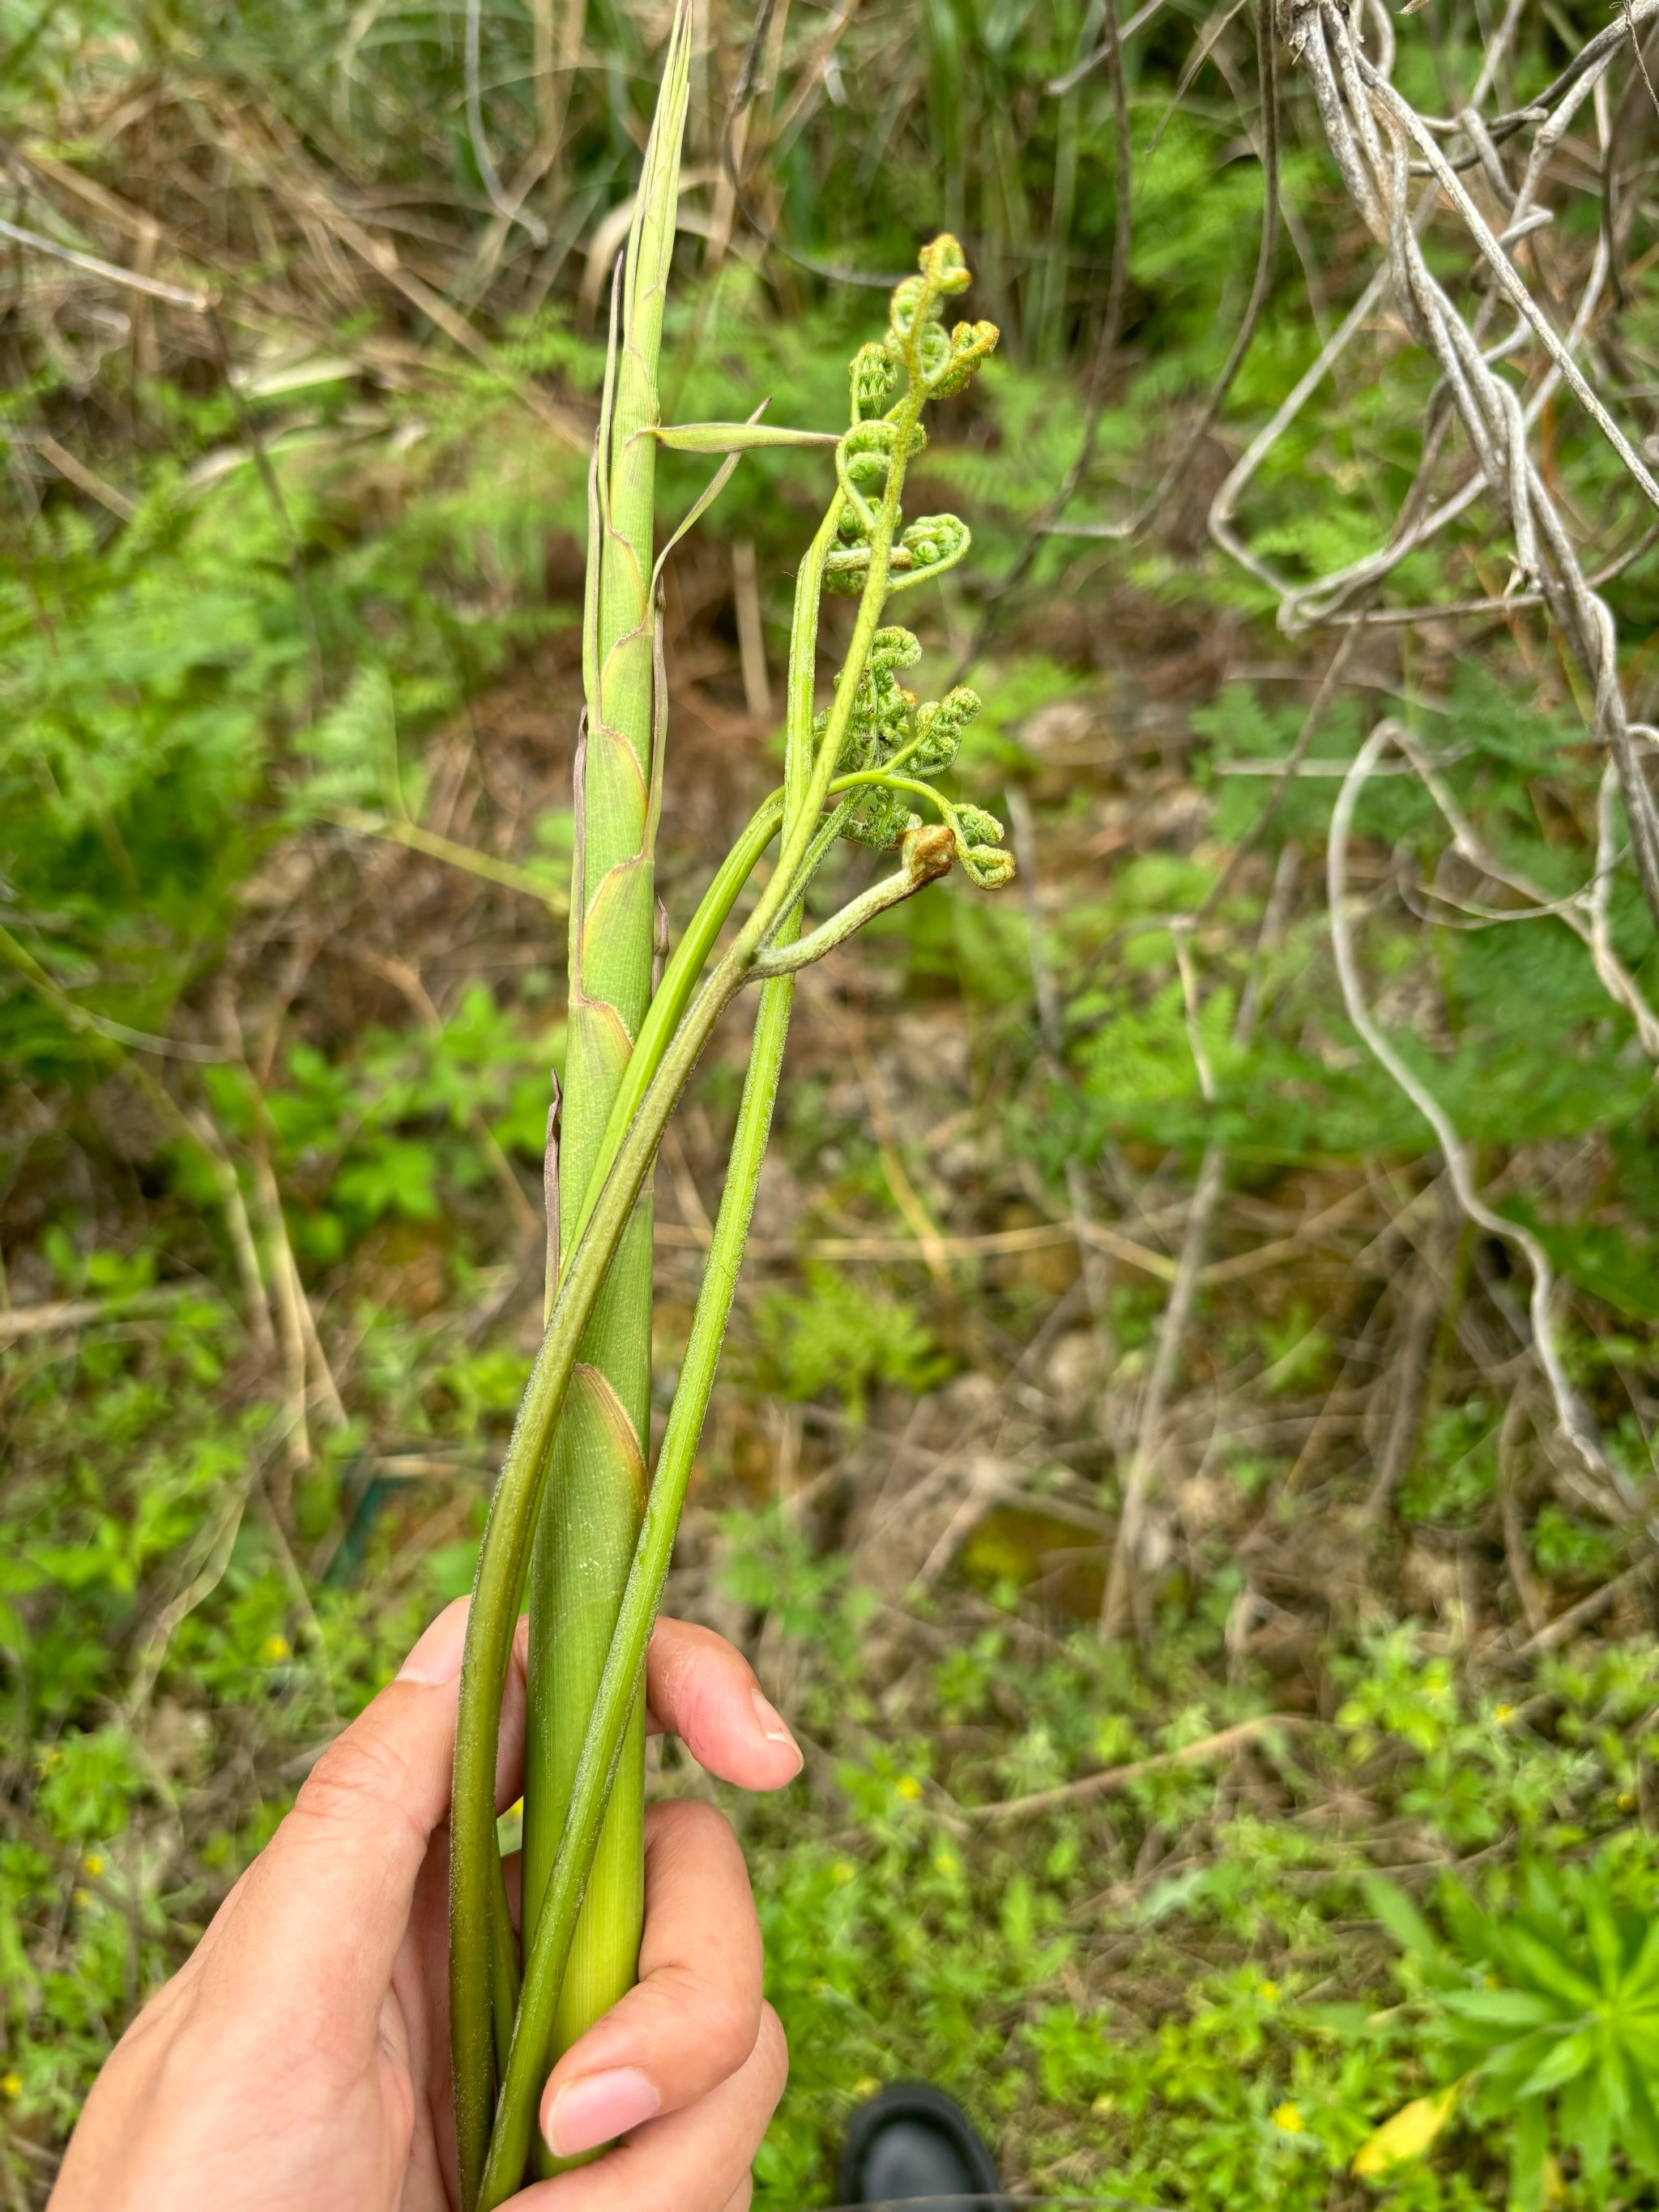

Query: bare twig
731;539;773;721
464;0;549;248
0;1287;197;1344
1215;0;1659;934
1005;783;1119;1450
1509;1553;1657;1657
1102;850;1299;1638
0;213;210;307
1328;724;1614;1489
975;1712;1310;1823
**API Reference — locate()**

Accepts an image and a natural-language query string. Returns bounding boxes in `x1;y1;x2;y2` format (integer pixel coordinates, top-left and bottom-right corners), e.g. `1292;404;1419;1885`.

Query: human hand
49;1602;797;2212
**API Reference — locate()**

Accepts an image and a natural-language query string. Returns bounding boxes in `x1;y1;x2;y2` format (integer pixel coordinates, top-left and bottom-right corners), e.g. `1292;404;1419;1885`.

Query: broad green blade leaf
1363;1874;1445;1961
1601;2036;1632;2129
1585;1885;1623;1995
1441;1988;1563;2028
1559;2064;1612;2190
1507;2099;1550;2212
1624;2052;1659;2174
1623;1914;1659;1999
1499;1926;1600;2010
1515;2030;1595;2100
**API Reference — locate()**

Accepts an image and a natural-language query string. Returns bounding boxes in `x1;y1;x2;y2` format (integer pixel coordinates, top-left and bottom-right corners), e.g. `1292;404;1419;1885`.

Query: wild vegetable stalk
448;25;1010;2203
517;3;691;2176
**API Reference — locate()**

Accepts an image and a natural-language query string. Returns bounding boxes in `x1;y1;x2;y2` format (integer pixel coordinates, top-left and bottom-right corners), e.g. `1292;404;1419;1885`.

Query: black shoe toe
838;2082;1005;2210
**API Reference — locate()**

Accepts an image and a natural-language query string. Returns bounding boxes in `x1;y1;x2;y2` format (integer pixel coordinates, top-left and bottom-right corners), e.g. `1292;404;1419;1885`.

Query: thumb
226;1598;470;2024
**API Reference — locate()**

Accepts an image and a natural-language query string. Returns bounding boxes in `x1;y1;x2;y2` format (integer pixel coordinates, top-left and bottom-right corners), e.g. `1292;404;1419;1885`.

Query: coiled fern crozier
448;14;1011;2204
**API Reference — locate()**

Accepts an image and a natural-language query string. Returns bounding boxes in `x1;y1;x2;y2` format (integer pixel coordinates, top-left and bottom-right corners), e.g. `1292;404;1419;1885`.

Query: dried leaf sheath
519;0;692;2147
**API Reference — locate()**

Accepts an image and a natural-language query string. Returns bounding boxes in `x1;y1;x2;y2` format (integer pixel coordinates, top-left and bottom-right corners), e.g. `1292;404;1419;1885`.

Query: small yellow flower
933;1852;959;1877
0;2073;21;2099
1090;2092;1116;2118
1271;2103;1306;2134
1258;1979;1280;2003
81;1853;104;1879
1493;1703;1516;1725
262;1633;292;1664
853;2077;881;2101
71;1886;92;1909
896;1775;923;1801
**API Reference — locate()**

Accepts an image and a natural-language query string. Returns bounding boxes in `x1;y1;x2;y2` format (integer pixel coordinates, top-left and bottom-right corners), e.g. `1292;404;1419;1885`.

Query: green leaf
1441;1988;1563;2028
1363;1873;1446;1961
1515;2030;1594;2100
652;421;840;451
1498;1926;1600;2010
1479;2030;1559;2086
1622;1913;1659;2001
1584;1884;1623;1996
1623;2054;1659;2174
1507;2099;1550;2212
1560;2064;1613;2192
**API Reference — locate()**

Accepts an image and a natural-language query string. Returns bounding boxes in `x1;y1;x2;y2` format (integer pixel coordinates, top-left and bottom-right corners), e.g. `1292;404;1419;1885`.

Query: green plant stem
449;907;750;2206
560;792;784;1270
452;797;845;2201
490;1857;520;2073
455;241;950;2209
759;432;917;912
518;2;693;2155
477;959;798;2206
750;845;953;975
475;349;936;2198
554;440;922;1271
830;766;960;811
472;423;847;2212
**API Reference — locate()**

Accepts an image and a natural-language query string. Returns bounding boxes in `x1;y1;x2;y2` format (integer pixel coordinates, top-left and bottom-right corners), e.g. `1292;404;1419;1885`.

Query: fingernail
750;1686;803;1769
544;2067;661;2159
396;1603;468;1686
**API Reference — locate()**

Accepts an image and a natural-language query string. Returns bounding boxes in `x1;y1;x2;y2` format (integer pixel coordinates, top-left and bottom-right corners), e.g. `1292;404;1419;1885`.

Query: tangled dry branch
1207;0;1659;1487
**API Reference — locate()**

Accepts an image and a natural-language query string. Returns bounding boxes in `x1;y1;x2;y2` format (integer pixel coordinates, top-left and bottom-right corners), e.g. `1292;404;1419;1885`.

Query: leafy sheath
520;0;692;2157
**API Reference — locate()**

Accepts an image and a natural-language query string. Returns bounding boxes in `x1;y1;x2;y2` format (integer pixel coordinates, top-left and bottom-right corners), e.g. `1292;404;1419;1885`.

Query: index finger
645;1619;803;1791
205;1596;475;2026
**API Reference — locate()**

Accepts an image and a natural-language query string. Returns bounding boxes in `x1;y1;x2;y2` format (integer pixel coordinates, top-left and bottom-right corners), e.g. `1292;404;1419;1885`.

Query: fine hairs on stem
446;19;1013;2203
